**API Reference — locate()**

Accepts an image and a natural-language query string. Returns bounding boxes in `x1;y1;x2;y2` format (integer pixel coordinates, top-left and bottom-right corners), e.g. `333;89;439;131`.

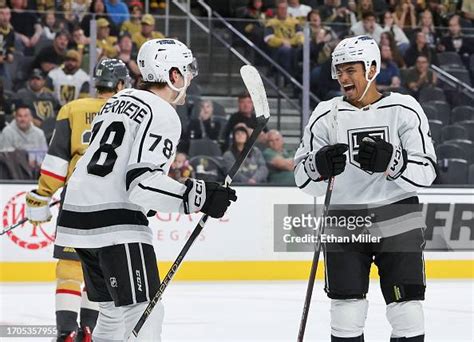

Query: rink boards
0;183;472;281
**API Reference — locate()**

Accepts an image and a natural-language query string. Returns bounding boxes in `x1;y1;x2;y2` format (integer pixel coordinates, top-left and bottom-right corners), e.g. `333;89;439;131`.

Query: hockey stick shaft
0;200;61;236
131;116;270;338
297;176;335;342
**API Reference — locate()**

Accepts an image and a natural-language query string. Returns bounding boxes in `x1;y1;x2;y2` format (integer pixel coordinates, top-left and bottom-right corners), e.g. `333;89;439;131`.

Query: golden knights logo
33;100;54;120
348;126;389;174
60;85;76;104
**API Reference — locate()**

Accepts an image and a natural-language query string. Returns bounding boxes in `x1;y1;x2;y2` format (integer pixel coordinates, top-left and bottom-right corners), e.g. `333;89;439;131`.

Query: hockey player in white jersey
54;38;237;341
295;35;436;341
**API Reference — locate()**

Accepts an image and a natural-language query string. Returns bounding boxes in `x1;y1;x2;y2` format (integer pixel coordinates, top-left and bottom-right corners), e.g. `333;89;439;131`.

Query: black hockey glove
306;143;348;180
201;182;237;218
357;137;393;172
357;137;408;178
183;179;237;218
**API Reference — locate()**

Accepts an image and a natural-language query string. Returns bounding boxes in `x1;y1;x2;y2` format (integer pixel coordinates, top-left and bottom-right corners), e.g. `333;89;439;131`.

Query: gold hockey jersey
38;97;107;197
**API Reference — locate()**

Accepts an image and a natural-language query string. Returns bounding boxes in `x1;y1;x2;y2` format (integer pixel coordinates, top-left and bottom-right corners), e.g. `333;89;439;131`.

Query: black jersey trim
58;208;149;229
297;177;312;189
338;108;356;112
377;103;426;154
119;94;154;163
126;167;163;191
309;110;331;151
48;119;72;162
408;159;429;166
137;183;183;200
400;176;431;188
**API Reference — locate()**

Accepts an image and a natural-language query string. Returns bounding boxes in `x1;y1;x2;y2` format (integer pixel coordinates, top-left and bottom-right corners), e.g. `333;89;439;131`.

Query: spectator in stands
169;152;194;183
81;0;111;37
379;31;406;68
381;10;410;55
223;92;268;150
350;11;383;43
418;9;439;49
120;2;143;35
10;0;43;52
132;14;164;49
264;0;304;78
310;48;343;100
404;31;438;67
236;0;273;47
186;100;221;141
317;0;356;35
46;50;89;105
223;125;268;184
394;0;417;29
376;45;402;91
71;0;90;23
356;0;373;20
61;1;80;34
0;6;15;91
33;30;69;73
40;11;60;41
117;33;140;78
69;26;90;69
438;15;474;67
404;55;437;97
307;11;338;75
96;18;119;58
1;105;48;152
105;0;130;29
15;69;60;127
263;129;295;185
287;0;312;20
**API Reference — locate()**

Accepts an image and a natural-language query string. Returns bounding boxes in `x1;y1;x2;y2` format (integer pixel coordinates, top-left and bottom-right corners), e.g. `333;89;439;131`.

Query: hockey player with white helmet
54;38;237;341
295;35;436;341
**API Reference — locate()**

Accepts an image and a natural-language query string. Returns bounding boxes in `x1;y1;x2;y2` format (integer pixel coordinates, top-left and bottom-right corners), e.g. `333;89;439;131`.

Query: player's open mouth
343;84;356;95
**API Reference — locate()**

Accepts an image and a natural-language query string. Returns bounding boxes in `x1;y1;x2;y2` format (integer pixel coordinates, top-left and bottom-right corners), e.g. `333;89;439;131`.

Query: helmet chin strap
166;74;190;105
358;73;376;103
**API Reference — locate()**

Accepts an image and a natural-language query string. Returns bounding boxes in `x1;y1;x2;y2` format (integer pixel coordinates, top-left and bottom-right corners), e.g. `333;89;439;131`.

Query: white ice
0;280;472;341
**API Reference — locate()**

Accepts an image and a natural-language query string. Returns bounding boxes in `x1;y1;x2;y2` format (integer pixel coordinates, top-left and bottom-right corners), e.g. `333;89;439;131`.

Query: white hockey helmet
137;38;198;88
331;35;381;81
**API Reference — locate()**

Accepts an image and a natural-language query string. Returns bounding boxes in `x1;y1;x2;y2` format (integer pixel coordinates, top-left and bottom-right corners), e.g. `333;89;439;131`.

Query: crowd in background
0;0;473;185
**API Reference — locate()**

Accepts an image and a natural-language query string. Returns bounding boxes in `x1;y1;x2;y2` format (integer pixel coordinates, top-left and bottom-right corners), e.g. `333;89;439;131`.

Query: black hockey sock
80;307;99;331
390;335;424;342
331;334;364;341
56;310;78;335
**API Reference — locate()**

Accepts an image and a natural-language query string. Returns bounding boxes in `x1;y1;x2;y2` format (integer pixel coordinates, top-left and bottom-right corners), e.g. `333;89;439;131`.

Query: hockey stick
130;65;270;339
297;177;335;341
0;200;61;236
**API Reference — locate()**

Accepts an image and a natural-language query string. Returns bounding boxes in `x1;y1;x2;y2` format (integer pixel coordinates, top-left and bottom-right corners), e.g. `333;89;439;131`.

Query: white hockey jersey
47;67;90;105
55;89;190;248
294;92;437;237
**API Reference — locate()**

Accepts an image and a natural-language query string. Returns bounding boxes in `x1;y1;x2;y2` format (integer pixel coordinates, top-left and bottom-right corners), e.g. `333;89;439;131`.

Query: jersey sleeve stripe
309;110;330;151
41;154;69;177
40;169;67;182
137;183;183;200
400;176;431;188
126;167;163;191
377;104;426;154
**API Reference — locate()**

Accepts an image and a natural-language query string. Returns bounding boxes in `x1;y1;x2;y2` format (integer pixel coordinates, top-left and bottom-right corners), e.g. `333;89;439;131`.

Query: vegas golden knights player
26;59;130;342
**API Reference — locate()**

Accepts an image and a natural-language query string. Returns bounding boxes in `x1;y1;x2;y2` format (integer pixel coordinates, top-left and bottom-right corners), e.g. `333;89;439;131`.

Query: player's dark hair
138;67;180;90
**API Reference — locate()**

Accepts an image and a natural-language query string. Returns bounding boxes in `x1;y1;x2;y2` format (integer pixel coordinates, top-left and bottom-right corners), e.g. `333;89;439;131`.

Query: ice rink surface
0;280;472;341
